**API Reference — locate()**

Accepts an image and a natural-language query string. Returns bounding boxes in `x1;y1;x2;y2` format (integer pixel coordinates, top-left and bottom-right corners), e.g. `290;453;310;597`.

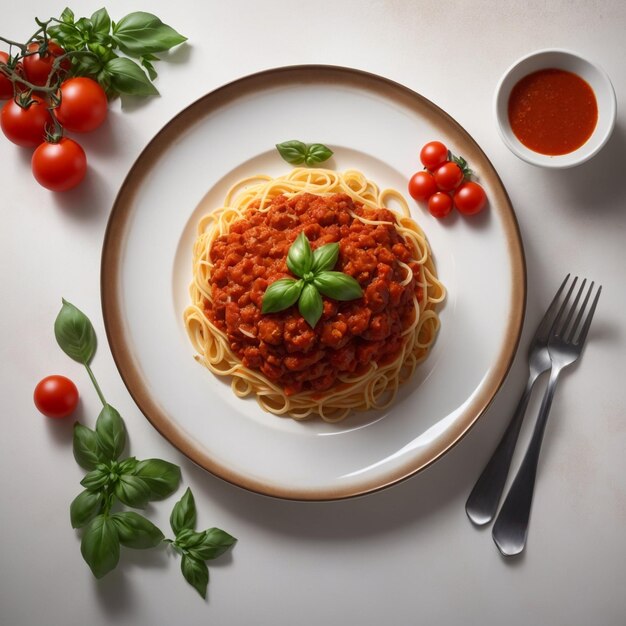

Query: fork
492;278;601;556
465;275;572;526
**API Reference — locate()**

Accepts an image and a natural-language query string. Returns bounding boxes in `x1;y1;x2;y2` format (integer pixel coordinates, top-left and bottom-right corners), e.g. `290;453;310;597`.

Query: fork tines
552;277;602;345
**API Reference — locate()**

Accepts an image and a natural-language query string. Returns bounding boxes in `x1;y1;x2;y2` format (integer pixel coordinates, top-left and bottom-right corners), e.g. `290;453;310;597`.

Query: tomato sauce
508;68;598;155
207;193;421;395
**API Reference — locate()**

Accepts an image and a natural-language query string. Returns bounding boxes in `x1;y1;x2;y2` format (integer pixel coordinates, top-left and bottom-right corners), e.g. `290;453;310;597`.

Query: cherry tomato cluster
408;141;487;218
0;39;108;192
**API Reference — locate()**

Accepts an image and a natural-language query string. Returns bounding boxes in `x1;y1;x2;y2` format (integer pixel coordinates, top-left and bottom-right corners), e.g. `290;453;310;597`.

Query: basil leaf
111;511;164;549
298;283;323;328
60;7;75;24
133;459;181;500
311;243;339;274
70;490;104;529
276;140;307;165
188;528;237;561
181;554;209;598
304;143;333;166
118;456;138;474
76;17;93;36
175;529;206;549
261;279;303;314
313;271;363;301
170;487;197;535
113;12;187;55
104;57;159;96
140;57;158;81
114;474;151;508
287;232;313;277
54;299;97;365
95;404;126;461
73;423;104;470
81;467;109;492
91;8;111;35
81;514;120;579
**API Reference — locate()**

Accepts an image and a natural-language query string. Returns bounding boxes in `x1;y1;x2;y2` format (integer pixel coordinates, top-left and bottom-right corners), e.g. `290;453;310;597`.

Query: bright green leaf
113;12;187;55
311;242;339;274
70;490;104;529
114;474;151;508
313;271;363;301
170;487;197;535
105;57;159;96
54;299;97;365
287;232;313;277
111;511;164;549
181;554;208;598
304;143;333;166
276;140;307;165
133;459;181;500
261;278;303;314
73;423;104;470
95;404;126;461
81;515;120;579
298;283;323;328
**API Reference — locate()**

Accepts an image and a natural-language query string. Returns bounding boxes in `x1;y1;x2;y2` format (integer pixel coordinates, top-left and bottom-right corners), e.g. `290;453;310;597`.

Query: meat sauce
207;193;421;395
508;68;598;155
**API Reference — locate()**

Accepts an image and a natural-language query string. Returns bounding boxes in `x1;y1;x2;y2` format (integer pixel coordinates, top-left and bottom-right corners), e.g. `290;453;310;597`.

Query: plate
102;65;525;500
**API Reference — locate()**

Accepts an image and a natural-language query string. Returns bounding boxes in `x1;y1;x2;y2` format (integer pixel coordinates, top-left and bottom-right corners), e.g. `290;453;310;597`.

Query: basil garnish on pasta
276;140;333;166
261;232;362;328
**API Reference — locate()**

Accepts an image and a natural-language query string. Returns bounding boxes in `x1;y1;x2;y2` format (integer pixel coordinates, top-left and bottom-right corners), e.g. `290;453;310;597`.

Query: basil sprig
276;140;333;166
48;7;186;97
261;233;363;328
55;300;236;597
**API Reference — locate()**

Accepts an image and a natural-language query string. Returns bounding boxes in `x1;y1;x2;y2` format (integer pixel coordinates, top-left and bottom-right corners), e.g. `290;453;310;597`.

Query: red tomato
454;181;487;215
433;161;464;191
408;170;438;201
0;51;14;99
23;41;70;86
34;375;79;418
427;192;453;218
420;141;448;171
32;138;87;191
0;96;52;147
55;77;108;132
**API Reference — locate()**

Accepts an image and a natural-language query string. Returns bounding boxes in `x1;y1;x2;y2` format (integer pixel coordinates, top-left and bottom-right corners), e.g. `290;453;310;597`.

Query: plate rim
101;64;527;501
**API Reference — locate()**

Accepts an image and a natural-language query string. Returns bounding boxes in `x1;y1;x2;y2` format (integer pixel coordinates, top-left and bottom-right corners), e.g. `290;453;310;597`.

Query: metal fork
492;278;601;556
465;275;572;526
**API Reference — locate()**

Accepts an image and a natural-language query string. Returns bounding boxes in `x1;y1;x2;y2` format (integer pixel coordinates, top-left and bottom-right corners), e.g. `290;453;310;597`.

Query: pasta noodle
184;168;445;422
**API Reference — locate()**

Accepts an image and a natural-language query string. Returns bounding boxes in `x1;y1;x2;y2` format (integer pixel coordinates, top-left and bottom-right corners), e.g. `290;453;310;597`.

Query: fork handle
492;367;562;556
465;374;537;526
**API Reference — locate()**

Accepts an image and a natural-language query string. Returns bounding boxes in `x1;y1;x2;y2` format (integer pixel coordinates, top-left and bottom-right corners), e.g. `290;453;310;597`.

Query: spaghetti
184;168;445;421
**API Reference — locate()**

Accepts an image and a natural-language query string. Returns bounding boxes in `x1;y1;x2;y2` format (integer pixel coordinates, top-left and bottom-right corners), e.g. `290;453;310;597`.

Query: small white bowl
494;49;616;168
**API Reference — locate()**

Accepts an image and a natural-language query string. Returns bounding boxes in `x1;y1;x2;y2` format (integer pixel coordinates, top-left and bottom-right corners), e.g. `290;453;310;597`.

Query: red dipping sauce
508;68;598;155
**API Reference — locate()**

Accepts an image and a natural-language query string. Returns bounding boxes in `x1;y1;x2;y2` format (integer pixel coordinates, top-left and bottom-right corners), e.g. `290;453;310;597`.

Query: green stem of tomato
85;364;107;407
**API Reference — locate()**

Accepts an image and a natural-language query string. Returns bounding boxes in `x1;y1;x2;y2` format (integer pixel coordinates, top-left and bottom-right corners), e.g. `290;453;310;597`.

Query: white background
1;1;625;625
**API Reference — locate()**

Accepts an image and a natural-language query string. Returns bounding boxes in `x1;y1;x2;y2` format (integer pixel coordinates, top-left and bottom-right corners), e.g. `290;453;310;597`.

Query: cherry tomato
408;170;438;201
55;77;108;133
34;375;79;418
23;41;70;86
427;192;453;218
454;181;487;215
0;96;52;147
32;138;87;191
420;141;448;171
433;161;464;191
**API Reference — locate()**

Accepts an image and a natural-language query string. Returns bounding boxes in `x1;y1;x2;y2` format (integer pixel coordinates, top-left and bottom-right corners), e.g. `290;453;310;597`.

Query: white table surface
1;1;625;625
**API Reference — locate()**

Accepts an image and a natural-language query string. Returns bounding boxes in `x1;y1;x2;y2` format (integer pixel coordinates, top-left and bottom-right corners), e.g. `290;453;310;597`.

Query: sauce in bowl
508;68;598;155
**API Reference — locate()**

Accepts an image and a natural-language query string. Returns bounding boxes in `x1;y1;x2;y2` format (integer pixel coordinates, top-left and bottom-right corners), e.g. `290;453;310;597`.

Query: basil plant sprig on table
47;7;187;97
54;299;236;598
276;140;333;166
262;232;363;328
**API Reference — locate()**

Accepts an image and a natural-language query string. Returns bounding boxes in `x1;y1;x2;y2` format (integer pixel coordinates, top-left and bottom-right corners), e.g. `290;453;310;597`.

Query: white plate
102;66;525;500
